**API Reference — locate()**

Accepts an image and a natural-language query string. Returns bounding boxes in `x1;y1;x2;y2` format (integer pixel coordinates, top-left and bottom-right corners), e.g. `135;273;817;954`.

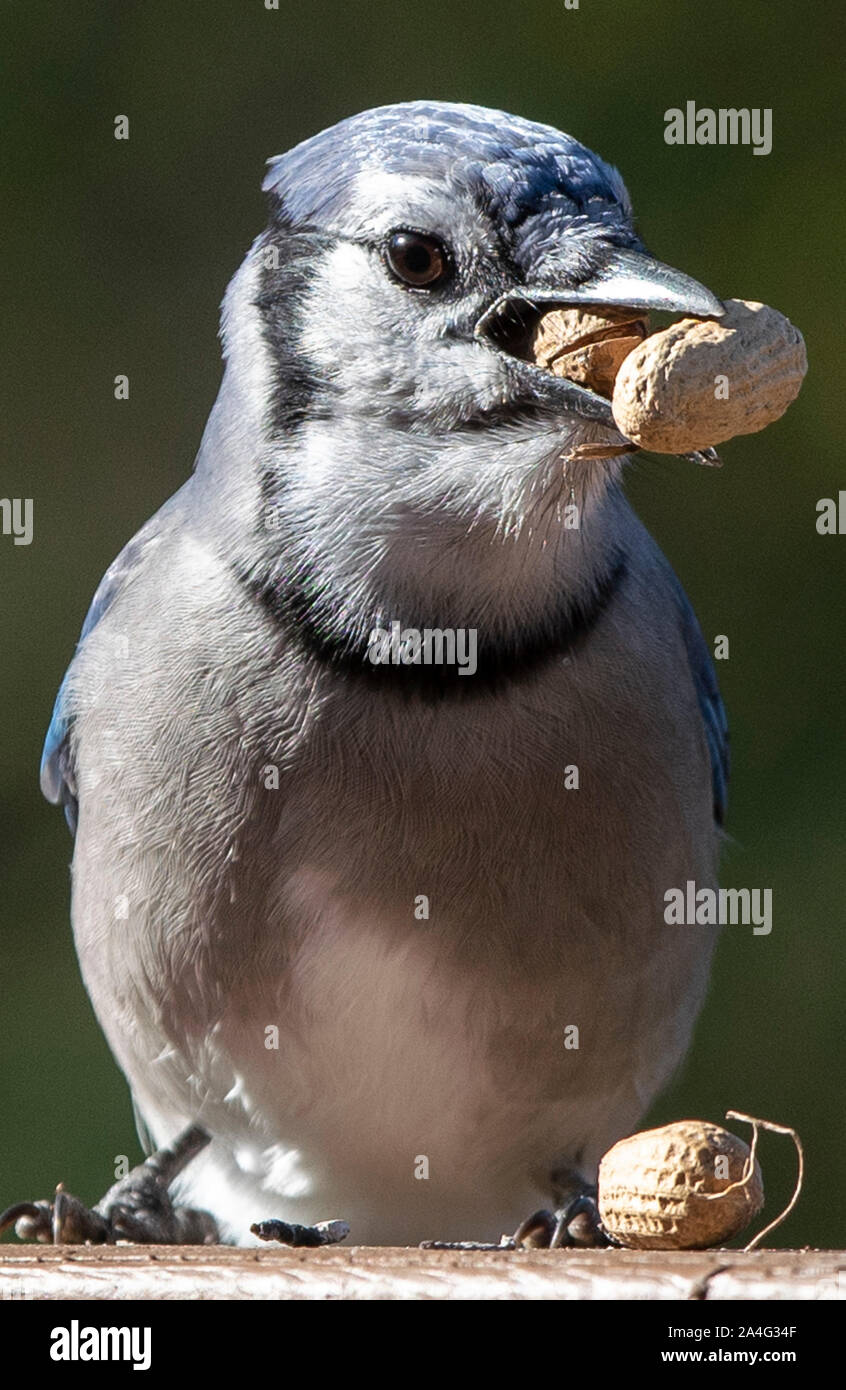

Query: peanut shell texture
598;1120;764;1250
610;299;807;453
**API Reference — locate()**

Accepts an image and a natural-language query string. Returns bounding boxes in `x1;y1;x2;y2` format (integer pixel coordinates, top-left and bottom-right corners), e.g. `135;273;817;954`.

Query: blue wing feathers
673;580;730;826
39;500;179;834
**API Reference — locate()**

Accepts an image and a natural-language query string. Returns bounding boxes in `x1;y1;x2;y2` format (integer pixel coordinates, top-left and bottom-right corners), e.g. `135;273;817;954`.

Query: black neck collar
239;550;628;699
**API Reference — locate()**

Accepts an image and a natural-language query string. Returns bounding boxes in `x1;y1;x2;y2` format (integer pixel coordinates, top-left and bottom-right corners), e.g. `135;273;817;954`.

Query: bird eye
384;231;451;288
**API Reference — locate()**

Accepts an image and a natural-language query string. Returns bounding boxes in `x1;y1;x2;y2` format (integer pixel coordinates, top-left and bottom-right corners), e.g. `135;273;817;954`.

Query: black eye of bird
384;231;451;288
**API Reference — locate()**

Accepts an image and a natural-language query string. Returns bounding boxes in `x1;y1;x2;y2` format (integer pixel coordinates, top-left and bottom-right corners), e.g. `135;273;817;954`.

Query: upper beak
476;245;724;338
474;244;723;442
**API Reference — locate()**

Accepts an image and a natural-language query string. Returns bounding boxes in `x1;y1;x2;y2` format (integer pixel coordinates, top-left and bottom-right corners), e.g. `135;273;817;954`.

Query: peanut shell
533;307;648;400
598;1120;764;1250
611;299;806;453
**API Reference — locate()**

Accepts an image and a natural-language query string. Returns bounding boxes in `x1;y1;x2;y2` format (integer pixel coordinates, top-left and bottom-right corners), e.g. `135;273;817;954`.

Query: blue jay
29;102;729;1248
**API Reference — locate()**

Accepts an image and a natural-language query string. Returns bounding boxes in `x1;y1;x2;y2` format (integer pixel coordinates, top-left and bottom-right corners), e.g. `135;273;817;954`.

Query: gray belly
68;604;719;1242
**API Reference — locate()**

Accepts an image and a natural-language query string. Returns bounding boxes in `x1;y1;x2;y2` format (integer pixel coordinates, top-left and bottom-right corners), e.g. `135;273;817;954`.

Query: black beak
475;244;723;451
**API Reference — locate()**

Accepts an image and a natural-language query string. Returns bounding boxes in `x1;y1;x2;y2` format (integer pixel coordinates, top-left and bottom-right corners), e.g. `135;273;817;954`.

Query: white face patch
298;241;371;374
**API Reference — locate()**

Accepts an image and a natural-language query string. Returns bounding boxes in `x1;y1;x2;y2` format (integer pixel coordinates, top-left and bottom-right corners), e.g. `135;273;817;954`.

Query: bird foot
250;1218;350;1248
511;1192;609;1249
0;1124;219;1245
420;1190;609;1251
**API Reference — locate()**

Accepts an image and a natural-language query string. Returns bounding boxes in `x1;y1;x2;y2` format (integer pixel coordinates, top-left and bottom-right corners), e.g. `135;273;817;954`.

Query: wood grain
1;1245;842;1301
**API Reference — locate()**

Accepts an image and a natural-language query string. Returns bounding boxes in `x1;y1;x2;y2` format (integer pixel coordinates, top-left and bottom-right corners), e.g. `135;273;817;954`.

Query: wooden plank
0;1245;843;1301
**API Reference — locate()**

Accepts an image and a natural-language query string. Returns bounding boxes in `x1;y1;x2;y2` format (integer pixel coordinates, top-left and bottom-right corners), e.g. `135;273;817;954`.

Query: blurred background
1;0;842;1248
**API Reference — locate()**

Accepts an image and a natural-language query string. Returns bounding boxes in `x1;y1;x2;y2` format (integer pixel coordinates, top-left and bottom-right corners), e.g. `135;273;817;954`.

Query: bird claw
512;1192;609;1249
419;1189;610;1252
0;1124;219;1245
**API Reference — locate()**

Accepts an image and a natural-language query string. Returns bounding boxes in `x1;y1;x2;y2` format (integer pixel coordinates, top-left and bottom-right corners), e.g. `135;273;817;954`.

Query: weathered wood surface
0;1245;843;1301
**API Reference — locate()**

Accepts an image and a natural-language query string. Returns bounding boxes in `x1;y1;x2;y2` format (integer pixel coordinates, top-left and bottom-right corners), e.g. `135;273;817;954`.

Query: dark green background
1;0;843;1248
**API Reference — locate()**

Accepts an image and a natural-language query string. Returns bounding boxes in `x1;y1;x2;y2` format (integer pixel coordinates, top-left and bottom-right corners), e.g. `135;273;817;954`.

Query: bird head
202;102;721;659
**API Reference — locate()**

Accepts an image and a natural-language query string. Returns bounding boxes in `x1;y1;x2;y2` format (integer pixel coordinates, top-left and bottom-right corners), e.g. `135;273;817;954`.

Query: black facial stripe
237;552;628;699
255;229;331;436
